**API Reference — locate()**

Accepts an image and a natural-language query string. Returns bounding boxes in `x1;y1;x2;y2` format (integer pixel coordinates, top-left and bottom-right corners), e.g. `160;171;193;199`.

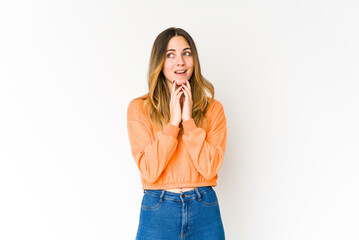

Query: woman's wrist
182;118;197;133
182;117;193;122
170;121;180;127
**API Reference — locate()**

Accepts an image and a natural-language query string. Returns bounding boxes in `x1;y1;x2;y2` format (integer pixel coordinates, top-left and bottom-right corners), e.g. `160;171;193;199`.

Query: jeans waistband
144;186;214;202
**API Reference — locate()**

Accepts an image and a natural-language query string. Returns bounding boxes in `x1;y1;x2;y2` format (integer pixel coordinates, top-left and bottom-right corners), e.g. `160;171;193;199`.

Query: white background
1;0;358;239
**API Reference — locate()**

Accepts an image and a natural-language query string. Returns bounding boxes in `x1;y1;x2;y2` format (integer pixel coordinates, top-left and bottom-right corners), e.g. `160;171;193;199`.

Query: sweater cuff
162;123;180;138
182;119;197;133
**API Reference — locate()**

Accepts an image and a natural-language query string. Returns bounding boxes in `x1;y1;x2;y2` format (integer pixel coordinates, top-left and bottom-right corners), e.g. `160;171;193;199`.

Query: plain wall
1;0;358;239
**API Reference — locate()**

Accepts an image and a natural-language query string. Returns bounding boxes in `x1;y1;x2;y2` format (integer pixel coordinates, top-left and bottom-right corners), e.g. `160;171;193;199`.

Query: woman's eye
167;53;174;58
184;52;191;56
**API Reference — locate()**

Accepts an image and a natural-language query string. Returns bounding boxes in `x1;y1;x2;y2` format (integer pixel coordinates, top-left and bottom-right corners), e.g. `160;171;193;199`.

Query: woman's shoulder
128;93;148;107
205;97;226;124
130;93;148;103
127;93;149;120
206;96;225;113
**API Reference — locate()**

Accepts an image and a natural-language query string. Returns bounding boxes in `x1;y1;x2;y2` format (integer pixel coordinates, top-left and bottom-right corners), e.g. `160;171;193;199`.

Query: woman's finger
175;84;182;94
182;84;192;100
182;85;189;100
182;87;192;105
171;80;176;101
172;80;176;91
186;79;191;91
174;85;183;99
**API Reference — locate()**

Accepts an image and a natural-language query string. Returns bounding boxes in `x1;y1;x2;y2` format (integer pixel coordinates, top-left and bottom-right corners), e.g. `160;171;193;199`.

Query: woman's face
163;36;194;86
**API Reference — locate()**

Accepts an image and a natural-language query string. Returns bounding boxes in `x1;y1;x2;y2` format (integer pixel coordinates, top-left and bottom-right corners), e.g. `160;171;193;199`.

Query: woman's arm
181;101;227;180
127;100;180;183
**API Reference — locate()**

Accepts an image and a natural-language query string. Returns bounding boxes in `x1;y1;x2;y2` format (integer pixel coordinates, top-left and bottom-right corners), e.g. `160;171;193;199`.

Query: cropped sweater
126;94;227;190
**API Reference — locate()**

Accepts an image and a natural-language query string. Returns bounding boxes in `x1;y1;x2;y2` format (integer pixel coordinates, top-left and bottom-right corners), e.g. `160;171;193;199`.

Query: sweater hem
141;181;218;190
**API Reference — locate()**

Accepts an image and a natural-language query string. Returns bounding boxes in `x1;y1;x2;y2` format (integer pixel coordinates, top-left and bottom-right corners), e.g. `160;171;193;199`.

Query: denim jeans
136;186;225;240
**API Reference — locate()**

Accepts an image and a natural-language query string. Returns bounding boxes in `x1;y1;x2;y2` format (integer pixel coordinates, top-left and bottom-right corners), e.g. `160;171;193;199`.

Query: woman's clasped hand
169;79;193;127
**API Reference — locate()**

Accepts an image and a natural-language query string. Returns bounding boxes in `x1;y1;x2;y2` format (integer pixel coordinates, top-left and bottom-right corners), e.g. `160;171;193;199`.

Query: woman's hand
169;81;183;127
181;79;193;122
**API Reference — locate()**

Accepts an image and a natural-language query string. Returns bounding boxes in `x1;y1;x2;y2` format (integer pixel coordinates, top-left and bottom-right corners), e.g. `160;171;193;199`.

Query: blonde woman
127;27;227;239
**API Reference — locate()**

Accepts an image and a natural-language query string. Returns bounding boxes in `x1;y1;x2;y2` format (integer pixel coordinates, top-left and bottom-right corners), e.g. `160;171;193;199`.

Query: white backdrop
1;0;358;239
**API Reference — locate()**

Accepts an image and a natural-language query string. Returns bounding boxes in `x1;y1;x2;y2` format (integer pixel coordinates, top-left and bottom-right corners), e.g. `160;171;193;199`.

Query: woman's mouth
174;70;187;76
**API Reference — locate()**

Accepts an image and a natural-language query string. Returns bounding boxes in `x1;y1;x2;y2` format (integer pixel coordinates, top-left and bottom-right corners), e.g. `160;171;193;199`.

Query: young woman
127;27;227;239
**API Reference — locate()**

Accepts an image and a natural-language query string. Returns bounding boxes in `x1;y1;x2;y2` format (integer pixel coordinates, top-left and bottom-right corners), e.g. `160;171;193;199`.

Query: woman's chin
175;79;187;85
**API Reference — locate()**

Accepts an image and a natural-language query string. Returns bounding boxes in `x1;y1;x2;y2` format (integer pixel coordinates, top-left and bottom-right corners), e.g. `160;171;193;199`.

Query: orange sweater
127;94;227;190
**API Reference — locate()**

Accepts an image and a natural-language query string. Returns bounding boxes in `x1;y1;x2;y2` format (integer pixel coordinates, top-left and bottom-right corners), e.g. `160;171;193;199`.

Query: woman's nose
176;55;184;65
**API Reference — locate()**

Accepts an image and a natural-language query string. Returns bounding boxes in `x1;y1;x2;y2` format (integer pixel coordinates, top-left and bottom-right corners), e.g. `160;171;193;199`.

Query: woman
127;27;227;239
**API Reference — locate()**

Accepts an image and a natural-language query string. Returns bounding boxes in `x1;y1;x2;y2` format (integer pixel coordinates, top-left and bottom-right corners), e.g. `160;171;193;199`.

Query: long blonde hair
142;27;215;133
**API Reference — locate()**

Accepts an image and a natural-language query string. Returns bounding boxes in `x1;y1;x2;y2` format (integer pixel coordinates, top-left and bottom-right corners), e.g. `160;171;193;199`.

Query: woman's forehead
167;36;190;50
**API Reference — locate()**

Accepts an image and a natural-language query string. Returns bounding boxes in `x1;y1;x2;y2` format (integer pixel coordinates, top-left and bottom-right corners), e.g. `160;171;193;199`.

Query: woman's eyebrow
166;47;192;52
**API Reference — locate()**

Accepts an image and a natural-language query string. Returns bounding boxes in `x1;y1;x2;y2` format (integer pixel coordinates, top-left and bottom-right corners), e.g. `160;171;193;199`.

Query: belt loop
194;188;201;200
159;190;165;202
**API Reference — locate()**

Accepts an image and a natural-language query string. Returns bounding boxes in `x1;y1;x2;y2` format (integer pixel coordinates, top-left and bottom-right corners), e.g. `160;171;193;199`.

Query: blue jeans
136;186;225;240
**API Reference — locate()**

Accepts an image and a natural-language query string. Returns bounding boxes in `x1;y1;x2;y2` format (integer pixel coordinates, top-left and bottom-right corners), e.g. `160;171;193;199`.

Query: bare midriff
165;187;196;193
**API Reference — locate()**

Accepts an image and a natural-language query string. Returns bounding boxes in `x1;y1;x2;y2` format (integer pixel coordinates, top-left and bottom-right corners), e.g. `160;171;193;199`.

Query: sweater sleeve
181;101;227;180
127;99;180;183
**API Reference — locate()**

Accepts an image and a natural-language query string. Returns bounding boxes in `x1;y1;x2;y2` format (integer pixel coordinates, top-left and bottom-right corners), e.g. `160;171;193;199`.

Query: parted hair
142;27;215;133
